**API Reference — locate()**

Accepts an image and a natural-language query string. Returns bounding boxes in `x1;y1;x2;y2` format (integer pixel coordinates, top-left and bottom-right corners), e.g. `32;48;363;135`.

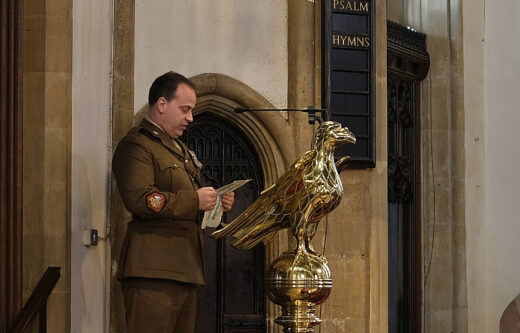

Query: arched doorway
183;112;266;332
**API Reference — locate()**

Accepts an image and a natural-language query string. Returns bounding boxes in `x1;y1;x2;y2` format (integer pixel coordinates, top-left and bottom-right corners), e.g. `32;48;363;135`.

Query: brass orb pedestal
265;248;332;332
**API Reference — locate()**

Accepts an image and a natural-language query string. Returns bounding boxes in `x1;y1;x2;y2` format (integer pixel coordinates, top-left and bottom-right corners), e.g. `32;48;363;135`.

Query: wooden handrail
8;267;61;333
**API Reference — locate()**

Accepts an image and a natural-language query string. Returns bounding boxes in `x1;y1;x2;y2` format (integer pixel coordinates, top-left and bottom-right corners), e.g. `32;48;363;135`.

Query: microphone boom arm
234;106;327;124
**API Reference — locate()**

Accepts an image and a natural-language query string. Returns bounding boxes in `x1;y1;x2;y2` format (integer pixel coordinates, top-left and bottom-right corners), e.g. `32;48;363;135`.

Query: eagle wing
211;149;316;249
335;156;351;173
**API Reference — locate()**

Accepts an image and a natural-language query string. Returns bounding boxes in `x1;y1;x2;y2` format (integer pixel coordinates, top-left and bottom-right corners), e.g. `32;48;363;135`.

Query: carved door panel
387;21;429;333
183;113;266;333
387;77;420;333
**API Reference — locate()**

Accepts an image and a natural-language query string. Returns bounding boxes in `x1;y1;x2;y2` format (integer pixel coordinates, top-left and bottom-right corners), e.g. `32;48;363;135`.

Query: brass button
185;159;189;164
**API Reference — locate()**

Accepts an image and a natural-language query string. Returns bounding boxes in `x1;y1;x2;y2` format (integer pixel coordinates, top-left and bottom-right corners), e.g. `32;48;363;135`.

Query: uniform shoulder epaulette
119;127;155;146
138;127;158;140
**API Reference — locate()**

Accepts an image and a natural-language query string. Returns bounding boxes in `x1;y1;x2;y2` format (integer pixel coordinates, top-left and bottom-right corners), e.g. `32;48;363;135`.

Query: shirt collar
143;115;183;152
144;115;165;134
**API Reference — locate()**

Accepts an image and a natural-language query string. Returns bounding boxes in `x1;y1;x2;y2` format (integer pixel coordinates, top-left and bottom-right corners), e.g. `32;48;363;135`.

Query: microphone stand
234;106;327;125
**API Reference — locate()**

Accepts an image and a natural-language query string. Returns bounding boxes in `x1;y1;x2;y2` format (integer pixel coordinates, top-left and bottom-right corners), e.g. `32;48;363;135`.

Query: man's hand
221;192;235;212
197;187;218;211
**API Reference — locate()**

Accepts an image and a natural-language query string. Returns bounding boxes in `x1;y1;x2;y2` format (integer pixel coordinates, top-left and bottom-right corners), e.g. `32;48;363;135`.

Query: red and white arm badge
146;192;166;212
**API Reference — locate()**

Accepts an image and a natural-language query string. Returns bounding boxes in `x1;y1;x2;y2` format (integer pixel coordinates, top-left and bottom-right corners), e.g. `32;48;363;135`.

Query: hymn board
323;0;376;168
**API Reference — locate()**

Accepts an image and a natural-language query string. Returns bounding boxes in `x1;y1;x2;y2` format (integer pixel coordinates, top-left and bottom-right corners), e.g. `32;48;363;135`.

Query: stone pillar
287;0;316;163
23;0;73;331
110;0;135;332
283;1;389;332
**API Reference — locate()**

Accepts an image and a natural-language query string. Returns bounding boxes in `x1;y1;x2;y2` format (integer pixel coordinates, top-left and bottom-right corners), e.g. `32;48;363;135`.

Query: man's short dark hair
148;71;196;106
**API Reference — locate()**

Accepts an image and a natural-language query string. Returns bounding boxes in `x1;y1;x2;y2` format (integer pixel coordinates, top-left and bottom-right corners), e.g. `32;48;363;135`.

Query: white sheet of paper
201;179;251;229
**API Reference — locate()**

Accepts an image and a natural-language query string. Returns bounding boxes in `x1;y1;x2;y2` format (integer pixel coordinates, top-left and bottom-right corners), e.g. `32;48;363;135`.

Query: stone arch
190;73;287;188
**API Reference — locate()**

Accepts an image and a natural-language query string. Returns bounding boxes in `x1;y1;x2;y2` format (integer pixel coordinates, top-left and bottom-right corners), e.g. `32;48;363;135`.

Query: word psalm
333;0;369;12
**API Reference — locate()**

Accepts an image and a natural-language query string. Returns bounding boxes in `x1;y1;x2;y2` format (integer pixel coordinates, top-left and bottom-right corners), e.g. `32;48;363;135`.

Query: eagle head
313;121;356;150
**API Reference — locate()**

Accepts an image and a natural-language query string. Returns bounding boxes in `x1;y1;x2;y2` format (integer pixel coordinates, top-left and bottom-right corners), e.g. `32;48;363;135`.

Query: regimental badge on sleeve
146;192;166;212
188;150;203;169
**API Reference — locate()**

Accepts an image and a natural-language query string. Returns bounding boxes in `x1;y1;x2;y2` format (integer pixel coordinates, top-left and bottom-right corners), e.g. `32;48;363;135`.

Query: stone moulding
387;20;431;80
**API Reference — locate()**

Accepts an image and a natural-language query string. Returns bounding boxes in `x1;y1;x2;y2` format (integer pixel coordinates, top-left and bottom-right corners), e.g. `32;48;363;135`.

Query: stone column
287;0;316;163
110;0;135;332
23;0;73;331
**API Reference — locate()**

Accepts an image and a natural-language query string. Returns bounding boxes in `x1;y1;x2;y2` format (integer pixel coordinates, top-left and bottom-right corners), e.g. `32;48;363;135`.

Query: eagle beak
345;127;356;144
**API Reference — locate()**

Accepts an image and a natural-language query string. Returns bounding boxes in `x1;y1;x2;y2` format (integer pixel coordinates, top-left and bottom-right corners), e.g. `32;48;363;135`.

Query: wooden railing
8;267;61;333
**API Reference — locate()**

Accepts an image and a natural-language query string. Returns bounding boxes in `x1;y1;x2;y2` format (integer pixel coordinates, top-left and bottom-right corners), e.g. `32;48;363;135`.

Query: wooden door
183;113;266;332
387;20;430;333
387;76;421;333
0;1;24;331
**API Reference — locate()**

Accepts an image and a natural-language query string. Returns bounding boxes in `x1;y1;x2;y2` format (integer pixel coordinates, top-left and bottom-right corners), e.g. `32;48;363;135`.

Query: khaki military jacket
112;118;205;285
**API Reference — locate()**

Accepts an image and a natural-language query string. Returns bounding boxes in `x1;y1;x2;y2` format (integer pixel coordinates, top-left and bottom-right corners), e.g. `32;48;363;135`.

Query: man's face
159;83;196;138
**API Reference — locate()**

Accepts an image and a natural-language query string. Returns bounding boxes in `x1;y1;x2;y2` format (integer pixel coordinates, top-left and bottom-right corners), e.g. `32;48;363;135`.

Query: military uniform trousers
122;277;198;333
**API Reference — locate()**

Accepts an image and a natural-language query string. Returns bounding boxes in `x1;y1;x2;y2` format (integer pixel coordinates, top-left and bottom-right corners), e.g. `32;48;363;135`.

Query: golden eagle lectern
212;121;356;332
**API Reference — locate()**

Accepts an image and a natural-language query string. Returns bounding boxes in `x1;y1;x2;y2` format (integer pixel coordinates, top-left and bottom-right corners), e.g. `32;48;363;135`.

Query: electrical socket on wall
82;229;99;246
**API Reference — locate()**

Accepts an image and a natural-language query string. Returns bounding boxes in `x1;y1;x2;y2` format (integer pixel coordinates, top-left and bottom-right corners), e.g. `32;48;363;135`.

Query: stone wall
387;1;467;332
312;1;388;332
133;0;289;113
464;0;520;331
70;0;113;331
23;0;72;331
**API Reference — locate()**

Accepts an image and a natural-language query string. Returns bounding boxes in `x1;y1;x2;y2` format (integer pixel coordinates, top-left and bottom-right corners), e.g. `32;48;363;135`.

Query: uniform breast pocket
156;158;193;191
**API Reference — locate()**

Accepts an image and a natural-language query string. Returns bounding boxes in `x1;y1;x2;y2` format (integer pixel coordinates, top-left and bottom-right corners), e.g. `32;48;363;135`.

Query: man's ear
156;97;167;114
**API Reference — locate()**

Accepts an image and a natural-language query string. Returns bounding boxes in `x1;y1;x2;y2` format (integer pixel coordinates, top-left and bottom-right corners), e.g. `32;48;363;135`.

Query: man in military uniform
112;71;235;333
